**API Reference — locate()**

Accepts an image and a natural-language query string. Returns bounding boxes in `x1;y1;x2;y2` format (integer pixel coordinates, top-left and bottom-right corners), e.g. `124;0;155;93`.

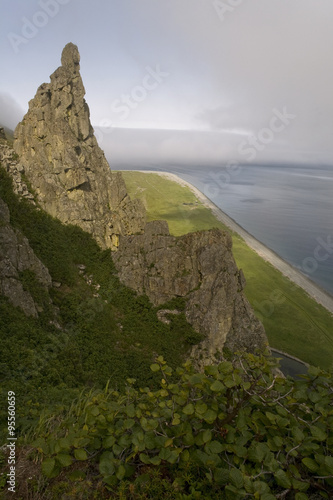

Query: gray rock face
0;141;35;202
0;197;52;317
14;43;146;250
0;127;6;140
114;221;268;363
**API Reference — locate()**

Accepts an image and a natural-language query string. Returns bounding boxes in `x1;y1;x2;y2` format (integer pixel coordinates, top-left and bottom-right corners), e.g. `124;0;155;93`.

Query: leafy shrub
28;353;333;499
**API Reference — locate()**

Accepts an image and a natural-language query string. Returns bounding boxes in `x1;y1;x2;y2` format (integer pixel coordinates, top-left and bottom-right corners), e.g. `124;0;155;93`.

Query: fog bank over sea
113;159;333;297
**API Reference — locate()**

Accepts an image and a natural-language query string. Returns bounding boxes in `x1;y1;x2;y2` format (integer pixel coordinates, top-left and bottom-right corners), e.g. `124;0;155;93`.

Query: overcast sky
1;0;332;166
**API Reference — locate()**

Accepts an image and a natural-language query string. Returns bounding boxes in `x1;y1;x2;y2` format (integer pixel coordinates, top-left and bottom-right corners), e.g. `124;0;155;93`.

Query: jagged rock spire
14;43;146;250
61;42;80;71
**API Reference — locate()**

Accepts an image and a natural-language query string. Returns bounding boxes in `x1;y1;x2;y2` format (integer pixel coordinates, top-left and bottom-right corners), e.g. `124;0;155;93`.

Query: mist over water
116;162;333;296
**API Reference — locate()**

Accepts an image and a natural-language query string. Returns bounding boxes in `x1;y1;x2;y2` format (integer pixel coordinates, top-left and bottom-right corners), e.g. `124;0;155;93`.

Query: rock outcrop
14;43;146;250
114;221;267;361
0;135;35;202
10;43;268;360
0;196;52;317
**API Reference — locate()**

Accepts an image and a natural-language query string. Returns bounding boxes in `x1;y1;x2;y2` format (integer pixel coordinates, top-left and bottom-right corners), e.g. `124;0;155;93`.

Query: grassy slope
121;171;333;370
0;166;201;436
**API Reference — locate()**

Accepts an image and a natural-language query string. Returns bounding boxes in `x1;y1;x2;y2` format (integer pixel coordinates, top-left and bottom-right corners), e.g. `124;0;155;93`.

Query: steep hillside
11;43;268;362
0;164;202;435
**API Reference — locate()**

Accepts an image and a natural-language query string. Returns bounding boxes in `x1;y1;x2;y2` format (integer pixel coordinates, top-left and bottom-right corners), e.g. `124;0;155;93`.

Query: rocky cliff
10;43;268;360
0;195;52;317
14;43;146;250
113;220;267;362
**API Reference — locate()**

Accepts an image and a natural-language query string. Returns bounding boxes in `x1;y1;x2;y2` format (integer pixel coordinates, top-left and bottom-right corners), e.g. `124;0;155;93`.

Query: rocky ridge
10;43;268;359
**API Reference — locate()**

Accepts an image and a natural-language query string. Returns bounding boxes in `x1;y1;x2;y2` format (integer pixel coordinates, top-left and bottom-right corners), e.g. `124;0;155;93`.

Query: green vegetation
0;166;200;438
4;353;333;499
232;238;333;370
121;171;221;236
1;163;332;498
121;171;333;370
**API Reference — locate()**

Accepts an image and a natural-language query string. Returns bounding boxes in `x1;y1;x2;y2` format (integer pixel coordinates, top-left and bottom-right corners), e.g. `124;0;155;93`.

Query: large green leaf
210;380;224;392
74;448;88;461
103;435;116;448
214;468;229;485
203;409;217;424
310;425;327;441
295;493;309;500
41;458;55;478
116;465;126;480
202;429;212;443
150;363;160;372
292;426;305;443
218;361;233;374
274;469;291;488
302;457;319;472
229;468;244;489
195;402;208;415
183;403;194;415
205;365;219;376
56;453;73;467
99;452;115;477
205;440;224;454
324;455;333;474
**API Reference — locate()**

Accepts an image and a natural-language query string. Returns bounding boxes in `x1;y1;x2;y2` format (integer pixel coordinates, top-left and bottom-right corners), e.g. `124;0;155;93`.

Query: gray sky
1;0;332;166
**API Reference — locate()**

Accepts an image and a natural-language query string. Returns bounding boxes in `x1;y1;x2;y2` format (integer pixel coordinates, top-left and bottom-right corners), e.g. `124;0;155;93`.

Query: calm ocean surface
119;163;333;297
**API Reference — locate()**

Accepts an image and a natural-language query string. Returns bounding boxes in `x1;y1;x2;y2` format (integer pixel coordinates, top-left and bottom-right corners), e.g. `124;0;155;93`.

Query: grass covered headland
121;171;333;371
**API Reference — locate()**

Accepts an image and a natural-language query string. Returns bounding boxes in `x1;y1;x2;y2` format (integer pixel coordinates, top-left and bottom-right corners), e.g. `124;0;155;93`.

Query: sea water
120;163;333;297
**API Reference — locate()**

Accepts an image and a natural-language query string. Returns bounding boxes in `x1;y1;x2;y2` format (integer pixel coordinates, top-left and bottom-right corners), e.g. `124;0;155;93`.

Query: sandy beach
138;170;333;316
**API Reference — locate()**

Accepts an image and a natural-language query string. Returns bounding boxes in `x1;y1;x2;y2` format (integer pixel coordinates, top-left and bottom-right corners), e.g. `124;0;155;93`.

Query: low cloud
0;92;25;130
95;127;331;169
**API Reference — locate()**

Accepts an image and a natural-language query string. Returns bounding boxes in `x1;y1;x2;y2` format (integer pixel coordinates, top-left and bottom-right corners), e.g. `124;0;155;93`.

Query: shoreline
132;170;333;316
